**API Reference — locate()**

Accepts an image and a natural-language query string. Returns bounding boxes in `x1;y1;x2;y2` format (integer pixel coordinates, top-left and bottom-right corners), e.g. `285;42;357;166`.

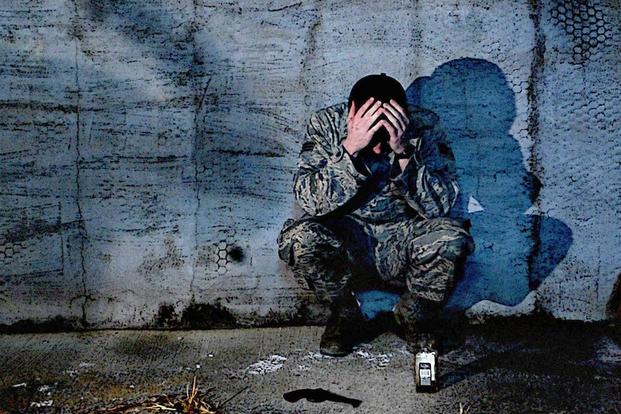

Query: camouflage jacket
293;101;459;224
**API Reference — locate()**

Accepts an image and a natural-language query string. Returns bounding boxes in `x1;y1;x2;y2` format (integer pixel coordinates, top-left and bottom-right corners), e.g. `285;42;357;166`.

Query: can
415;349;439;392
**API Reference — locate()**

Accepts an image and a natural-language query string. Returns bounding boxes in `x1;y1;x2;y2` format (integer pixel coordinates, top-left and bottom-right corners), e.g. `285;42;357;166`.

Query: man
277;73;475;356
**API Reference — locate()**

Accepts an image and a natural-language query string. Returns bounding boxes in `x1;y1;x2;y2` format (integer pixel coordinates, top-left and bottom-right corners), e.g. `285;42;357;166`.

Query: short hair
347;73;407;147
347;73;407;112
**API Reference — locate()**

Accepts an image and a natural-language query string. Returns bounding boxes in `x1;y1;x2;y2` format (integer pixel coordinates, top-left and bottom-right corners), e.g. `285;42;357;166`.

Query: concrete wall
0;0;619;329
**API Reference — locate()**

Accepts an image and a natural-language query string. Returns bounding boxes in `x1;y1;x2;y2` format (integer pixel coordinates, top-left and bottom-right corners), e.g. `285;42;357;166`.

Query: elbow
432;185;458;218
411;191;456;220
293;177;322;217
445;180;460;214
295;198;322;217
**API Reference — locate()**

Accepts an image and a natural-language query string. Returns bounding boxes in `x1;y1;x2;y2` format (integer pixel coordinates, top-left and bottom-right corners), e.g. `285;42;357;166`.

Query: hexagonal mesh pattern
209;240;243;275
550;1;612;64
0;240;23;264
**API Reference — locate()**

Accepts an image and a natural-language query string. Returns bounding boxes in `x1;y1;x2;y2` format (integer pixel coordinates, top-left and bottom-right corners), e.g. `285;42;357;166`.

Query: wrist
394;149;410;160
393;143;414;159
342;140;358;158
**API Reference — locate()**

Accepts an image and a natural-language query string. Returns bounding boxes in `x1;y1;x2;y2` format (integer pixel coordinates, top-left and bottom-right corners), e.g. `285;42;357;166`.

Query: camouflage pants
277;215;475;307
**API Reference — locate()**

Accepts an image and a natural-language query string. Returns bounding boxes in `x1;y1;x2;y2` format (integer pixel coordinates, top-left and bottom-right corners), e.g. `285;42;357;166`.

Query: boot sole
319;346;352;357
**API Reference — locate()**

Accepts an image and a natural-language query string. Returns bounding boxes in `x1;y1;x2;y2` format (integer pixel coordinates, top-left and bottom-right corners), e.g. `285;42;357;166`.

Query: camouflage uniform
277;101;474;313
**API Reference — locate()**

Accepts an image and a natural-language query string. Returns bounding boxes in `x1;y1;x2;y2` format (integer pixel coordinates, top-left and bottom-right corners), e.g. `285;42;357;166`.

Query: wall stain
138;237;184;279
299;3;322;106
606;272;621;320
227;244;244;262
526;0;546;291
0;315;81;333
180;302;238;329
154;303;178;326
3;218;73;244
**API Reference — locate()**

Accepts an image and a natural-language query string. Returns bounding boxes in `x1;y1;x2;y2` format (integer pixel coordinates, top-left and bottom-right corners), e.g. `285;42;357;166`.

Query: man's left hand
381;99;410;154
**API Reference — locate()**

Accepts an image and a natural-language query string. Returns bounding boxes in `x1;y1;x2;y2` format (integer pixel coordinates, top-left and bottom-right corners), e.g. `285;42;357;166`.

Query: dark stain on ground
284;388;362;408
0;315;82;334
431;317;621;413
110;333;178;358
180;302;238;329
227;245;244;262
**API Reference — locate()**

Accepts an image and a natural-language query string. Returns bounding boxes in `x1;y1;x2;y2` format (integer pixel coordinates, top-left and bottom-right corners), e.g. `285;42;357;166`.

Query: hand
381;99;410;154
343;97;385;157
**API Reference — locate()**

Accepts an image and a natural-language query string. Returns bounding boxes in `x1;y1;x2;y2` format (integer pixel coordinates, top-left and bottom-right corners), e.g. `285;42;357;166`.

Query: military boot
393;292;442;352
319;292;365;357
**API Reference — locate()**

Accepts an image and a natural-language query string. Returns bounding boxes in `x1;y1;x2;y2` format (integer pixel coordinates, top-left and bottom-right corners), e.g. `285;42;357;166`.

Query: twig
217;386;250;409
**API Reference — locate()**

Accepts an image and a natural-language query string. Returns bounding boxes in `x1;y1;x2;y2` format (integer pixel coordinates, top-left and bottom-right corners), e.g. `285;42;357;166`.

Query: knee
440;228;475;261
293;220;342;253
277;219;342;265
419;218;474;262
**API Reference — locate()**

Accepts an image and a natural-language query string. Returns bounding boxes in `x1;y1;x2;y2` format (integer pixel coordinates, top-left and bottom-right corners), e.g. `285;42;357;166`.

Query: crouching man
277;73;475;356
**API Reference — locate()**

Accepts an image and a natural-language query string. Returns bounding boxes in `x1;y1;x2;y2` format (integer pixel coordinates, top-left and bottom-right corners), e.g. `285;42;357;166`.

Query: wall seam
526;0;546;297
71;0;91;328
190;0;201;298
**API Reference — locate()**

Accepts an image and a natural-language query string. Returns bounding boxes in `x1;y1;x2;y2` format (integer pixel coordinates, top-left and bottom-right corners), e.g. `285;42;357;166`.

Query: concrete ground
1;320;621;413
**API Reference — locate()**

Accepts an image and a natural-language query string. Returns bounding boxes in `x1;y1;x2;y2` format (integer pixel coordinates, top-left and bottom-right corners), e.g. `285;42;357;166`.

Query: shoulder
406;104;440;131
304;102;348;149
308;102;347;129
406;105;455;161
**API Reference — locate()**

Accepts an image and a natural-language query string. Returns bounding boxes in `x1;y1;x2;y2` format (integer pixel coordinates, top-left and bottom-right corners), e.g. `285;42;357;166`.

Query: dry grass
458;402;471;414
100;376;222;413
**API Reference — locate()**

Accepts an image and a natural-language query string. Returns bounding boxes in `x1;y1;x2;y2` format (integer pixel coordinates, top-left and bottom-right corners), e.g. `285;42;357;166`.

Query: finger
348;101;356;121
383;102;406;130
389;99;409;124
359;99;382;121
368;119;386;134
384;101;407;132
382;119;397;140
354;97;376;121
382;104;406;134
361;105;384;128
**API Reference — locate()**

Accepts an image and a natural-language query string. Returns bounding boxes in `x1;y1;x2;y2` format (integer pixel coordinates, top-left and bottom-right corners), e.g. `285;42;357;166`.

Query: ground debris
246;355;287;375
97;376;219;414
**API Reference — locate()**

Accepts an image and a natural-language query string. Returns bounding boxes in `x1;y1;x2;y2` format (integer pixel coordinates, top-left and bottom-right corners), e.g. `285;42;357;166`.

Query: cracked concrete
0;0;619;328
72;0;90;329
1;321;620;413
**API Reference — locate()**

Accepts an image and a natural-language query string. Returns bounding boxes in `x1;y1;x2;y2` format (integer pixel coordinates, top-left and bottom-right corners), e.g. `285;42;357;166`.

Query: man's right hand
343;97;386;158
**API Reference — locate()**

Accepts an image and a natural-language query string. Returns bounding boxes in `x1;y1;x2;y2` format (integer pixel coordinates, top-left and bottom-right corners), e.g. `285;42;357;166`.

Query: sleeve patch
300;141;315;153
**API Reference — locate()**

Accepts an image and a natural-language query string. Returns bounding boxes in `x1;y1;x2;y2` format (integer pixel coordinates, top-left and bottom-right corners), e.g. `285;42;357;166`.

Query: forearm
390;158;458;219
294;144;367;216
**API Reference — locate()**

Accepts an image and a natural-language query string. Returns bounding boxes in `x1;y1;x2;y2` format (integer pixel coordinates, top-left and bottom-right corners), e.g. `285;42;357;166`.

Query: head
348;73;408;155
